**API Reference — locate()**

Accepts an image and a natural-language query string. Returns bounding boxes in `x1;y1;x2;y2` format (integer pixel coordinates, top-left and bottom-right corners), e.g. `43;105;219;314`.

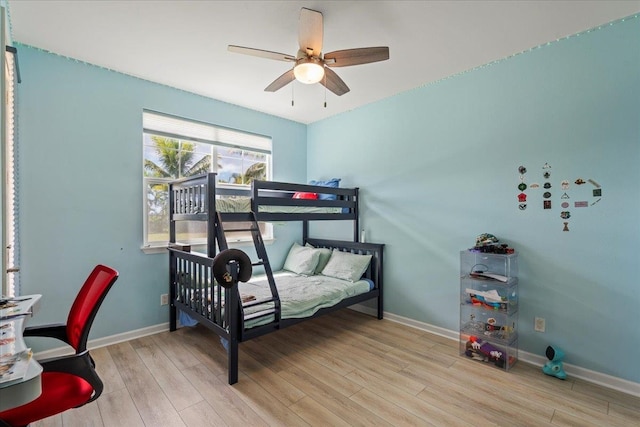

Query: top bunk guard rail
170;173;247;221
252;179;358;226
169;173;359;222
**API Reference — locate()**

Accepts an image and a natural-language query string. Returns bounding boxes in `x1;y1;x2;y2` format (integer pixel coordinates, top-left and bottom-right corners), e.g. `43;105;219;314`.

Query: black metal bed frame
167;173;384;384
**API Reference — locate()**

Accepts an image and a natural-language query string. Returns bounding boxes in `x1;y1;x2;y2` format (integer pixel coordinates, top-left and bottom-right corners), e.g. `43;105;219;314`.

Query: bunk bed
167;173;384;384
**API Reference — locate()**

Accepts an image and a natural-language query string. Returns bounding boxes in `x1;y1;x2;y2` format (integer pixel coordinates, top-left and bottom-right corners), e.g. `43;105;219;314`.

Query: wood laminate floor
32;309;639;426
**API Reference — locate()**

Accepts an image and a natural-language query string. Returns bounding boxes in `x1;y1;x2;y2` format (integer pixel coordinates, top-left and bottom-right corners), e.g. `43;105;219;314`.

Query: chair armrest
39;350;104;405
23;323;70;346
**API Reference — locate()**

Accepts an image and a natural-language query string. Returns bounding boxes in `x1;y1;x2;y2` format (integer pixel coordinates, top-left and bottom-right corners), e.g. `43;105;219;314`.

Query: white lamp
294;57;325;84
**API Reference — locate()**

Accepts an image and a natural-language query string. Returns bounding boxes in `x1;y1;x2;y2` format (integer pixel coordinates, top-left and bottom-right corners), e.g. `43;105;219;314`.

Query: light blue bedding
239;271;372;329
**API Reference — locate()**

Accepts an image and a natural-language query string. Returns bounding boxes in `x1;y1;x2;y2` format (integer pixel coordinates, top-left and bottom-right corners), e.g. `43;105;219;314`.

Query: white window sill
141;245;169;254
141;239;275;255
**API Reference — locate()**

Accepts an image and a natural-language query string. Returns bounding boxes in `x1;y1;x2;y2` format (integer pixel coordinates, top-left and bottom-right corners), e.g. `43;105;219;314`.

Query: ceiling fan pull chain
324;73;327;108
291;81;294;106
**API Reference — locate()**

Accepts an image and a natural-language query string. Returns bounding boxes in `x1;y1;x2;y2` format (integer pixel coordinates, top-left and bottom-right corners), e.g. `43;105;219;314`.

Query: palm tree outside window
142;111;272;250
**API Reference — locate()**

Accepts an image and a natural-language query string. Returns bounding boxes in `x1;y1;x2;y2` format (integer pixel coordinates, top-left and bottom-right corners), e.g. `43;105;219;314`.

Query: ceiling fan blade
264;69;296;92
324;47;389;67
228;45;295;62
299;8;323;56
319;67;350;96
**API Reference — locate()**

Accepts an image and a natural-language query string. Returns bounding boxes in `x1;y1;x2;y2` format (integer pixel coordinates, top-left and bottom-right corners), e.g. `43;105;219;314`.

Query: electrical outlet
534;317;545;332
160;294;169;306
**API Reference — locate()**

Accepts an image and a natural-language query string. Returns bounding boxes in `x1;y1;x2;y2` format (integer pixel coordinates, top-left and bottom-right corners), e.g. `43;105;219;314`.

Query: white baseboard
34;323;170;360
371;308;640;398
36;308;640;398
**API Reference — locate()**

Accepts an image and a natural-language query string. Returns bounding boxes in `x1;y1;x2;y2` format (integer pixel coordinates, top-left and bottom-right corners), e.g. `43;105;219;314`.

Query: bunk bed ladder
214;212;281;328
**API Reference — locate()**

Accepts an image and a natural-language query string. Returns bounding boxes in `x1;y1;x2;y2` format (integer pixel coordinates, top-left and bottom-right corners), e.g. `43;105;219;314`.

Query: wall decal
515;163;603;231
516;165;528;209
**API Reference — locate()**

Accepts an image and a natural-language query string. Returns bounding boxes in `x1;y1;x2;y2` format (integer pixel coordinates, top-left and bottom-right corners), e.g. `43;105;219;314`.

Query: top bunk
169;173;359;223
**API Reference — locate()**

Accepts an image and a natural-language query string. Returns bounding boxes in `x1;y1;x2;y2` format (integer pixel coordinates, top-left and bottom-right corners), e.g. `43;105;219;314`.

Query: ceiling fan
228;8;389;96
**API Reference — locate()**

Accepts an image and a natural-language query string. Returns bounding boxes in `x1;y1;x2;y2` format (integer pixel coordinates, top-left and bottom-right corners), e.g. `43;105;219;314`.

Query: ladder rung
223;228;257;233
243;297;277;308
244;308;277;321
251;261;265;266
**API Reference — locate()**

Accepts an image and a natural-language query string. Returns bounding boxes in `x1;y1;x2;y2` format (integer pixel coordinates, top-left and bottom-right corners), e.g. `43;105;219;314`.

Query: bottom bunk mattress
239;271;374;329
178;271;373;330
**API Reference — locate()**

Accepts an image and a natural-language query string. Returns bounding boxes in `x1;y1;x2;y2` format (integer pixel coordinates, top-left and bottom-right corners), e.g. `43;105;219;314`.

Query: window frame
3;30;19;296
142;111;273;253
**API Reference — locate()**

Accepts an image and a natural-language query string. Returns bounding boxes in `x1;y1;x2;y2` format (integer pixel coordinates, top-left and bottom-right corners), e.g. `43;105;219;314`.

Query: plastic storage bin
460;250;519;371
460;276;518;315
460;334;518;371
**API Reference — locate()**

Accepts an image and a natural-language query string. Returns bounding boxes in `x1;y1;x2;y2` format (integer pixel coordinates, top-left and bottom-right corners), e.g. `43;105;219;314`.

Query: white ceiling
7;1;640;124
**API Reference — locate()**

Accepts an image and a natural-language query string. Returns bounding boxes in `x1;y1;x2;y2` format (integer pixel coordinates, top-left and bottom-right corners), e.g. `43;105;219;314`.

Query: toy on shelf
464;336;508;368
469;233;515;254
461;314;514;341
466;288;509;311
542;345;567;380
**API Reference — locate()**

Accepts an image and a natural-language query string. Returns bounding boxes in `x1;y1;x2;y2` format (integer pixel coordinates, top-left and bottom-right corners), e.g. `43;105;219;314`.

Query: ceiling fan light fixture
294;57;325;84
229;8;389;96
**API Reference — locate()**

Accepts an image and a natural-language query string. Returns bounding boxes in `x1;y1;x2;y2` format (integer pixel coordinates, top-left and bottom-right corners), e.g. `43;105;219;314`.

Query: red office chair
0;265;119;427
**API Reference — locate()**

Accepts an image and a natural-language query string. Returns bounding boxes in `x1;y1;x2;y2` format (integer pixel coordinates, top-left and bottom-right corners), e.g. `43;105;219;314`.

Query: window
2;35;19;296
142;111;272;250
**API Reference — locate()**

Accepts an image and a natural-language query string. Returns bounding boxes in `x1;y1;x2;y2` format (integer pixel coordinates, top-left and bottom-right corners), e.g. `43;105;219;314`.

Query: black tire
212;249;252;288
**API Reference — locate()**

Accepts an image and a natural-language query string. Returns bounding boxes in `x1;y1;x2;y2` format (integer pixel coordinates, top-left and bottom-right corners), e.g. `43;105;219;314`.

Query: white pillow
282;242;321;276
321;249;372;282
305;243;333;274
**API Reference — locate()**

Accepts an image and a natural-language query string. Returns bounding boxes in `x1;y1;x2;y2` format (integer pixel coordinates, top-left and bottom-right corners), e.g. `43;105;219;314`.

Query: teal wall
16;46;306;349
15;16;640;385
308;17;640;383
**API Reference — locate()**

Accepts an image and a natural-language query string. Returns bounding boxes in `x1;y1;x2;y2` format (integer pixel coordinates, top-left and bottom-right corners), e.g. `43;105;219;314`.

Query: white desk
0;295;43;412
